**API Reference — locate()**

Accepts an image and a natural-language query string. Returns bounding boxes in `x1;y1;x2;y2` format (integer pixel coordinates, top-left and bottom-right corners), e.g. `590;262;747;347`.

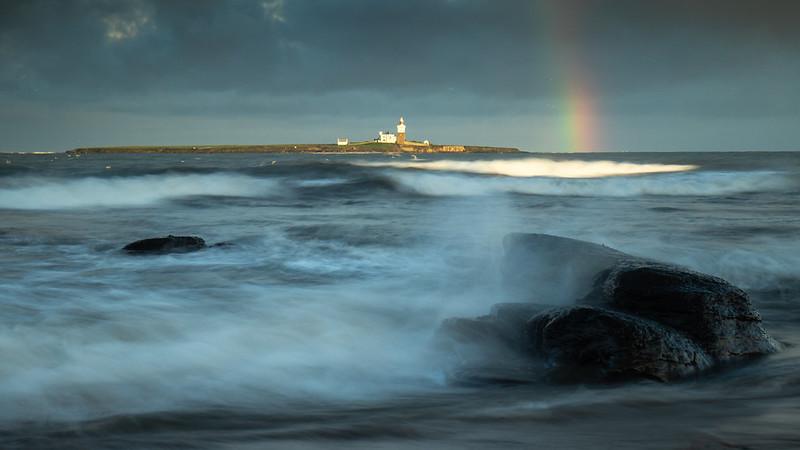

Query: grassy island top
66;143;520;155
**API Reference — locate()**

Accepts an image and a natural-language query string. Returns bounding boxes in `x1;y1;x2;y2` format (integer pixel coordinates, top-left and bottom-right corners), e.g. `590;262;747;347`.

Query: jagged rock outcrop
436;233;780;384
122;235;207;254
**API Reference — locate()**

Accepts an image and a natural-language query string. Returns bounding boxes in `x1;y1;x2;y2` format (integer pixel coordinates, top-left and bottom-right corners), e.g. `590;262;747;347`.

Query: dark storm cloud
0;0;287;96
2;0;796;98
0;0;539;99
0;0;798;150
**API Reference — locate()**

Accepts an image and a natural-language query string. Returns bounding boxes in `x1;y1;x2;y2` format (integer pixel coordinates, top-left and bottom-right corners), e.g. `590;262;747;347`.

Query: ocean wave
385;170;790;197
354;157;698;178
0;173;278;209
0;229;476;421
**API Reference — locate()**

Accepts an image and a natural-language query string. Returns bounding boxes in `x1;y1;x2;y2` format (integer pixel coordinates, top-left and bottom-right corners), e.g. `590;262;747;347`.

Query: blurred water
1;151;799;449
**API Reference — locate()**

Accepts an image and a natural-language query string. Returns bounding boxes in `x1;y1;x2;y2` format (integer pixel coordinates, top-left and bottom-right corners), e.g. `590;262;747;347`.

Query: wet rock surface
528;306;713;382
122;235;207;254
584;262;780;361
437;233;780;383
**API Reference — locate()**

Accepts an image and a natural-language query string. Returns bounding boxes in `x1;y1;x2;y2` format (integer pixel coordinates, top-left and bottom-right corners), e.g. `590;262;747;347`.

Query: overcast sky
1;0;798;152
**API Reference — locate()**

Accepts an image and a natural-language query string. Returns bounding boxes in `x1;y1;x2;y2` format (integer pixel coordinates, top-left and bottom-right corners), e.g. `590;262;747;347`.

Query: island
66;143;519;155
66;117;519;155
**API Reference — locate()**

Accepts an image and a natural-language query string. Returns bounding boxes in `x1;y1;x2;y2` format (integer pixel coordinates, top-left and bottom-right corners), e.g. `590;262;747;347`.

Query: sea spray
1;152;799;449
0;173;280;209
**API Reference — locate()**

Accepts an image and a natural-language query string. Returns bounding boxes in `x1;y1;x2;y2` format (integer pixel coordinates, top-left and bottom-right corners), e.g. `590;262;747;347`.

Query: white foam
294;177;350;188
0;174;278;209
355;157;697;178
386;170;789;197
0;231;483;421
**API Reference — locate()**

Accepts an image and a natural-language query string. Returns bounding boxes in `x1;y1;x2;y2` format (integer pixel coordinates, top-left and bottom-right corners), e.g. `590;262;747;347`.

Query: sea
0;151;798;449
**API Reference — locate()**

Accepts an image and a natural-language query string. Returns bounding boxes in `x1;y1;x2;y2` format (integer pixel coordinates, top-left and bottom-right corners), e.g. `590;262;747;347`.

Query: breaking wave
0;174;277;209
385;170;790;197
0;161;792;211
354;158;697;178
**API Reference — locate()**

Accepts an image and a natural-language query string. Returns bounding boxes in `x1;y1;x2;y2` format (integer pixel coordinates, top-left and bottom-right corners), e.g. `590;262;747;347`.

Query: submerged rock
437;303;554;353
122;235;207;254
435;303;555;385
437;233;780;384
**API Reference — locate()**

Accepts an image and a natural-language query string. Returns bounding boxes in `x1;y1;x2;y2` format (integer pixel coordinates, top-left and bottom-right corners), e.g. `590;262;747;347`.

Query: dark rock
434;303;557;385
436;233;780;384
122;235;207;254
527;306;712;382
489;302;555;332
584;261;780;361
437;303;556;352
504;233;779;361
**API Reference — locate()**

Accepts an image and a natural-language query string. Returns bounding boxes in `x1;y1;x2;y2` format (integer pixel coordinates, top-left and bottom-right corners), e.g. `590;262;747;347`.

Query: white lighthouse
396;116;406;144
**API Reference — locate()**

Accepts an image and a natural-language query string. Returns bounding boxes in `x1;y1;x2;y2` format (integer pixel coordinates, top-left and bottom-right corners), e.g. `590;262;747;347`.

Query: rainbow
562;62;599;152
539;2;601;152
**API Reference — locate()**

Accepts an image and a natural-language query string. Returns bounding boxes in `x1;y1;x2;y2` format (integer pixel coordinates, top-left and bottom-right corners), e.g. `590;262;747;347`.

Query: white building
378;131;397;143
337;137;349;146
